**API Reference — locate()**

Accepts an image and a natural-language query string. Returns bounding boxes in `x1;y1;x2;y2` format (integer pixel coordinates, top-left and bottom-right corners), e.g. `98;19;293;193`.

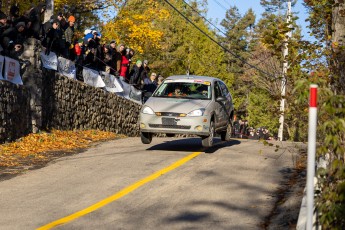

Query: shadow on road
147;138;241;153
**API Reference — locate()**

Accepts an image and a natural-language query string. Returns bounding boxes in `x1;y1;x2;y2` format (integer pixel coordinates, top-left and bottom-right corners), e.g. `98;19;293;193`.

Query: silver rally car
139;75;234;147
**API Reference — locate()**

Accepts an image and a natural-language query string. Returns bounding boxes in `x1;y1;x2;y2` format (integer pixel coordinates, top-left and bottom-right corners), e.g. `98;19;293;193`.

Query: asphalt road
0;137;300;230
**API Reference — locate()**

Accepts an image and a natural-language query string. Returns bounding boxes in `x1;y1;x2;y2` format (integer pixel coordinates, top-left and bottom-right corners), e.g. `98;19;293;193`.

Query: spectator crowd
0;2;164;94
233;118;273;140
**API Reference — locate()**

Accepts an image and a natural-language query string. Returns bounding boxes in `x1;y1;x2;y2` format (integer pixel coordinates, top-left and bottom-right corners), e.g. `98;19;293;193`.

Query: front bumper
140;113;210;136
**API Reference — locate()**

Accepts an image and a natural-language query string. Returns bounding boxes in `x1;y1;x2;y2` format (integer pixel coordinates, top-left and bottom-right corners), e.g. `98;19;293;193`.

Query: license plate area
162;117;177;126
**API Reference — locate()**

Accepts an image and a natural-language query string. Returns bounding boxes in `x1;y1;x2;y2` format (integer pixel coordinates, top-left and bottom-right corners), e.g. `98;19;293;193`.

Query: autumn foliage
102;0;169;53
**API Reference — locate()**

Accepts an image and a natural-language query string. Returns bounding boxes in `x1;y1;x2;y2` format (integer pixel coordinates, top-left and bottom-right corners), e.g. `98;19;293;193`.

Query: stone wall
0;37;141;143
0;81;31;143
42;73;141;136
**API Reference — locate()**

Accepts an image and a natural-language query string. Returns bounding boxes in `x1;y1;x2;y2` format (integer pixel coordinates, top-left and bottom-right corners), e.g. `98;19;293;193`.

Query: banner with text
58;57;76;79
40;51;58;70
99;71;124;93
0;55;4;80
4;57;22;85
83;67;105;88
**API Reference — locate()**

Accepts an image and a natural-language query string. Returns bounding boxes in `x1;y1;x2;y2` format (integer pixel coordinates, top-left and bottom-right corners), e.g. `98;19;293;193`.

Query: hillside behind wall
0;38;141;143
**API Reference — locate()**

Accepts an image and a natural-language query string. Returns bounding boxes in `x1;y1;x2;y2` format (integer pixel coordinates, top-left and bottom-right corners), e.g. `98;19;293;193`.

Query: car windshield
152;80;212;100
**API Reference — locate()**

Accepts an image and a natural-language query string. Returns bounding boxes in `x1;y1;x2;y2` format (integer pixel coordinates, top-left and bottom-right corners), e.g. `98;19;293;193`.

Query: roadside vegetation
1;0;344;227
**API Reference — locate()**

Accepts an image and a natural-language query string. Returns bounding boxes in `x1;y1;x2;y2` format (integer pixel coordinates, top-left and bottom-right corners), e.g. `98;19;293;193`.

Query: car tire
202;121;214;147
166;133;175;137
221;122;232;141
141;132;153;144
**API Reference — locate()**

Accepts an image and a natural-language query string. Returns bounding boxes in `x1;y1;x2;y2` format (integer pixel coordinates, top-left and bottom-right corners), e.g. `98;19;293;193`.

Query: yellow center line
37;151;202;230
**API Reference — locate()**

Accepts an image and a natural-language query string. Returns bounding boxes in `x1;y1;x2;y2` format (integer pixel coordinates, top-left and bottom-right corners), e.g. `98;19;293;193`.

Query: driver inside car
168;85;186;96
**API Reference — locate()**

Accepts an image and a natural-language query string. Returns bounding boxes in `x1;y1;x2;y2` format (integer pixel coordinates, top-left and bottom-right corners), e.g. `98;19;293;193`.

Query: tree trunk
332;0;345;94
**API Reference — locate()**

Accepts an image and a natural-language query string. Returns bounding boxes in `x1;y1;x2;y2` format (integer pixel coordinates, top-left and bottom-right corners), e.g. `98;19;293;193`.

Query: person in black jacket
42;19;61;56
25;3;46;39
0;21;26;56
129;60;143;89
140;59;150;83
0;11;10;35
8;4;20;26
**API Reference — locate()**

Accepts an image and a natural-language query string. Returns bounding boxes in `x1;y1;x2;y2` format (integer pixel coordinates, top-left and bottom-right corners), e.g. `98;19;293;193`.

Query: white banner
40;51;58;70
4;57;22;85
99;71;124;93
58;57;76;79
0;55;4;80
83;67;105;88
117;78;142;104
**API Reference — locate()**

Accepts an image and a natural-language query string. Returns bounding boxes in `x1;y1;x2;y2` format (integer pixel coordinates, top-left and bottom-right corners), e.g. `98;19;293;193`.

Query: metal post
278;1;292;141
307;84;318;230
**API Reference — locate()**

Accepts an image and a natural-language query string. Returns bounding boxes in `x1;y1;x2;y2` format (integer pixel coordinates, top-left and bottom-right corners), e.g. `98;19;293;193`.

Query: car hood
145;97;211;113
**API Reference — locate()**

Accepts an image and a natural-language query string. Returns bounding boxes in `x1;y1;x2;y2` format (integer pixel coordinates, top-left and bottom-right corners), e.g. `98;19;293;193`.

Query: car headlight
142;106;155;115
187;109;205;117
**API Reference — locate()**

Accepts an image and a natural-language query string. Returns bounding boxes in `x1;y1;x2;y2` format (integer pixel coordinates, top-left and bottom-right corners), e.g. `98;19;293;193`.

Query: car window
214;82;222;98
219;81;230;97
153;81;211;100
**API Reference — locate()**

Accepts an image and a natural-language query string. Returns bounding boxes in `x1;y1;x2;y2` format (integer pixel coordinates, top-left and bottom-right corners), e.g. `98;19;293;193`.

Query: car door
213;81;227;129
219;81;233;123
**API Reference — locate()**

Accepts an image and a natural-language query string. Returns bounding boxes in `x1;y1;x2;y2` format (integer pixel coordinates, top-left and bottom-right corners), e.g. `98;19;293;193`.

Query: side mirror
216;96;227;102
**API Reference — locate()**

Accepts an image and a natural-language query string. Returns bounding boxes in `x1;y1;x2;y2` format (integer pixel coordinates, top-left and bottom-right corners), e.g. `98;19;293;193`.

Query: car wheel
141;132;153;144
202;121;214;147
166;133;175;137
221;122;232;141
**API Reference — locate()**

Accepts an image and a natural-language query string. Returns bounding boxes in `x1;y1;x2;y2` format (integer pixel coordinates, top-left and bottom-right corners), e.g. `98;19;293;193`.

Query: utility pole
278;1;292;141
44;0;54;23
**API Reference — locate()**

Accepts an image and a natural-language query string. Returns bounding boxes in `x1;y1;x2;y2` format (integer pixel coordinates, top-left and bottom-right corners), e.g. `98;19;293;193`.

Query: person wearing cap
65;15;76;59
109;40;117;57
109;40;117;68
92;30;101;40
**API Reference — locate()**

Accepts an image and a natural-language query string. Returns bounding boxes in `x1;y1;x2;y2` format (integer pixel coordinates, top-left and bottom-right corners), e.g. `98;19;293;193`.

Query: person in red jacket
119;48;134;82
74;39;84;81
74;39;82;56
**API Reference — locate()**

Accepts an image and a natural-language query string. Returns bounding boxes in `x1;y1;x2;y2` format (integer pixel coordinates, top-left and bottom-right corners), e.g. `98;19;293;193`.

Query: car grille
149;124;191;129
158;112;183;117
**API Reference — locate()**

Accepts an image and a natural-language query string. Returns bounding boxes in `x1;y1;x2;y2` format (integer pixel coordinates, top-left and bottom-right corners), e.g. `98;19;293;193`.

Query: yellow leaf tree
102;0;169;53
